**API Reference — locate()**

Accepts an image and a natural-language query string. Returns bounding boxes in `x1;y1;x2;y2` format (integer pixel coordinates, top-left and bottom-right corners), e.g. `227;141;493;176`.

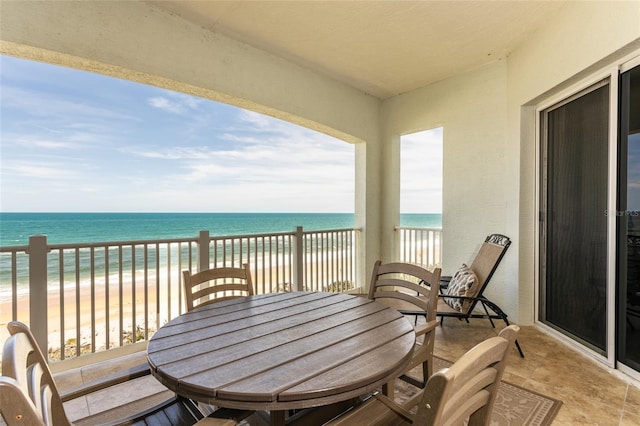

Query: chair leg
514;339;525;358
382;380;395;399
398;357;430;390
422;359;430;386
501;322;524;358
480;301;497;328
480;299;525;358
399;373;426;389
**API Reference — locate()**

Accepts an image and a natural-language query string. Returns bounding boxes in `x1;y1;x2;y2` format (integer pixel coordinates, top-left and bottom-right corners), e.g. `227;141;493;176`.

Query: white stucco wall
381;1;640;325
380;61;510;264
507;0;640;324
380;61;514;314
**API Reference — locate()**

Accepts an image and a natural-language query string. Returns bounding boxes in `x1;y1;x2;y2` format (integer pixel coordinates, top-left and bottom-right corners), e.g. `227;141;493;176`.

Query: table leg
270;410;285;426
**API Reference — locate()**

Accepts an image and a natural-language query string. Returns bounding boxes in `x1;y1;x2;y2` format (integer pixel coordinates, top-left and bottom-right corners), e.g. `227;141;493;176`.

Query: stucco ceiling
148;1;566;99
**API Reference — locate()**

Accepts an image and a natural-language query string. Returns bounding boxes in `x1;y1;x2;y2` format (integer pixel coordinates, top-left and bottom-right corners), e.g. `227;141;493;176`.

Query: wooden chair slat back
0;376;45;426
183;263;254;311
2;322;71;426
369;261;441;322
415;325;519;426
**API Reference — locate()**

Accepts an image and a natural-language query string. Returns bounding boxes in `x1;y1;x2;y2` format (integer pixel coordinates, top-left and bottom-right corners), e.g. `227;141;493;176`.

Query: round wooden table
147;291;415;424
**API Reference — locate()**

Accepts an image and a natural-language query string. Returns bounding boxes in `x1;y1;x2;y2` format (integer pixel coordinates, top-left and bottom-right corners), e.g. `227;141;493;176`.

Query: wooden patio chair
183;263;254;311
437;234;524;357
0;321;237;426
326;325;520;426
368;260;441;397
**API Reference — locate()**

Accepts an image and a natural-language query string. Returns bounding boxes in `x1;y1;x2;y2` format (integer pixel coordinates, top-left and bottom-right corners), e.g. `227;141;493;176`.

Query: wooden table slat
278;331;416;401
149;293;370;349
172;310;407;399
152;292;341;337
147;298;385;367
147;292;415;418
200;318;413;402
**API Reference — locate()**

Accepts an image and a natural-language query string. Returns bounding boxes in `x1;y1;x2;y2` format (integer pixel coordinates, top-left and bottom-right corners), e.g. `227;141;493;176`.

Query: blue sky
0;55;441;213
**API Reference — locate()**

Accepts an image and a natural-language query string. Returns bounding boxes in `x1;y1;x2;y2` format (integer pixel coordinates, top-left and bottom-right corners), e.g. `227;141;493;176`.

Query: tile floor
54;318;640;425
432;319;640;425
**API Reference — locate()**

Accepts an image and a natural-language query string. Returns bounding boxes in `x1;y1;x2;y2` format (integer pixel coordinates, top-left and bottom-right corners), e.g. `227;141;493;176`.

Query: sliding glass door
539;80;610;354
618;64;640;371
538;57;640;376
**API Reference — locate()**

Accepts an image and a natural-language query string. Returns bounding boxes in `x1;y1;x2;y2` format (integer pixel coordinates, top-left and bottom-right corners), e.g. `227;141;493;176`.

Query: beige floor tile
624;382;640;415
432;317;636;426
620;410;640;426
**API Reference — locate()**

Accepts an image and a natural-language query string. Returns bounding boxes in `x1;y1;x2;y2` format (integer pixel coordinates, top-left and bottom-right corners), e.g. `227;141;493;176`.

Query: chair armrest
414;319;438;337
59;362;151;402
373;393;415;423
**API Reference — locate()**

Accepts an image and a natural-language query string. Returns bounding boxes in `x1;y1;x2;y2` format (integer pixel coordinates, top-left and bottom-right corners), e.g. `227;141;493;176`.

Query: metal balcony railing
0;227;360;361
396;226;442;269
0;225;441;362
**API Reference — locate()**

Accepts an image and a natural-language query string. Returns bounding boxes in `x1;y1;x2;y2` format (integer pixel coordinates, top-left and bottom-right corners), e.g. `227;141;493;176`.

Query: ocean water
0;212;441;246
0;212;441;295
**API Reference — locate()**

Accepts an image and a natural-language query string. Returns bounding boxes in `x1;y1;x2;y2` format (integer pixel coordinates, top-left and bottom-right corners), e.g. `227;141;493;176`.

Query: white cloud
148;97;178;113
147;92;204;115
124;108;353;193
238;110;275;129
220;133;263;144
2;86;136;122
6;133;105;151
3;161;82;180
26;138;76;150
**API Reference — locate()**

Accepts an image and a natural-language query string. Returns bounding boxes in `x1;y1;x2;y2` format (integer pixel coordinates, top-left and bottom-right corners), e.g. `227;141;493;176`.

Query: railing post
292;226;304;292
198;231;210;272
28;235;48;353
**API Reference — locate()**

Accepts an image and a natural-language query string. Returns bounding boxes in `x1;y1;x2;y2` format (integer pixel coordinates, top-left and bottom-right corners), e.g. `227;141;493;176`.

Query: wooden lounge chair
326;325;520;426
368;260;441;397
437;234;524;357
1;321;236;426
183;263;254;311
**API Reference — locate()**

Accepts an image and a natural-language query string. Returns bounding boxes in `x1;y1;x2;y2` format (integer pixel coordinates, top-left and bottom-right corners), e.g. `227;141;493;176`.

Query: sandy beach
0;257;359;360
1;277;163;359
